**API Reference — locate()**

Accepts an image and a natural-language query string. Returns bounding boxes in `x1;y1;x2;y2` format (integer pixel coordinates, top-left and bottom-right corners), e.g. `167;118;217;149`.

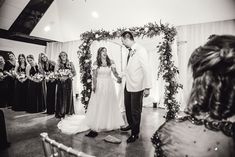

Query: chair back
40;132;95;157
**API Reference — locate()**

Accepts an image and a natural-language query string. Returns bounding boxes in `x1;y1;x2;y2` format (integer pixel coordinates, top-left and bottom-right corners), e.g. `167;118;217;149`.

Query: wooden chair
40;132;95;157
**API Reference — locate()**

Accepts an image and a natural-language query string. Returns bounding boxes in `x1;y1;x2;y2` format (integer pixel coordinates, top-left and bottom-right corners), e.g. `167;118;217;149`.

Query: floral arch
77;22;182;120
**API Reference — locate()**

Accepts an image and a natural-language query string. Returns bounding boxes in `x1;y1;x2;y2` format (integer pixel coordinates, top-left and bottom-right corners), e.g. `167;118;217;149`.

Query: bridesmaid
26;55;46;113
0;56;7;108
55;51;76;118
4;52;16;107
38;53;56;114
13;54;28;111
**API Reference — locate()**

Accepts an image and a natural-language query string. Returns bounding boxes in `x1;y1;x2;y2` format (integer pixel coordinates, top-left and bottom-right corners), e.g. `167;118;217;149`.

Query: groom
120;31;151;143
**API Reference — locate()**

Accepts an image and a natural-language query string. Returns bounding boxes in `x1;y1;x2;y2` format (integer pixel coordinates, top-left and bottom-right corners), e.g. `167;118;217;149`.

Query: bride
58;47;125;135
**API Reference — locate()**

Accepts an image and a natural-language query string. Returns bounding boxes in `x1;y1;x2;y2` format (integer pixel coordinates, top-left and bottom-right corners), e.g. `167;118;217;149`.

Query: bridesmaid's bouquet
17;72;27;82
32;73;44;82
9;69;16;77
0;72;6;81
57;69;73;81
5;69;16;78
45;72;57;82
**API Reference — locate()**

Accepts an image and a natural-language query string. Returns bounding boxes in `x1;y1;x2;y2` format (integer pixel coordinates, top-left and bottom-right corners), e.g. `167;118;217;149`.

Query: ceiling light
44;25;51;32
91;11;99;18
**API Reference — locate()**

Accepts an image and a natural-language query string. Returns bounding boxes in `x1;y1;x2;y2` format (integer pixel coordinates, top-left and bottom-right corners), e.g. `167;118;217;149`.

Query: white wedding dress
58;66;125;134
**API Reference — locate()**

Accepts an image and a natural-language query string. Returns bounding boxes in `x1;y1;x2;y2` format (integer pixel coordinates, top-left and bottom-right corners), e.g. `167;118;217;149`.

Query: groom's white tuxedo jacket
124;43;151;92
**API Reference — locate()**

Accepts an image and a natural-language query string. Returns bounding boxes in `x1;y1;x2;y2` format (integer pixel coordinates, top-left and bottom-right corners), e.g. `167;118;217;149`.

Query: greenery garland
157;28;183;120
77;22;182;120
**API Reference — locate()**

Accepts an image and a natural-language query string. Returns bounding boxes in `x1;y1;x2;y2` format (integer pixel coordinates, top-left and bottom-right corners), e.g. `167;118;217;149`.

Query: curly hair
58;51;70;69
96;47;111;67
186;35;235;120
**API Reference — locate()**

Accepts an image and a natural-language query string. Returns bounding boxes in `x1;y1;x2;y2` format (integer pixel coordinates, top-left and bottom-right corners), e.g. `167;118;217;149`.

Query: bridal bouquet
32;73;44;82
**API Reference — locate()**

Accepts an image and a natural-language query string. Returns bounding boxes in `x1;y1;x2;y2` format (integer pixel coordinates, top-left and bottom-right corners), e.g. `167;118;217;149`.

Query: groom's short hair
121;31;134;41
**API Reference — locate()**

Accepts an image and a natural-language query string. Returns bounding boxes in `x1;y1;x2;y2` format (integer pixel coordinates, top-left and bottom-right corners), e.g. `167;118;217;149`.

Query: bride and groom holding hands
58;31;151;144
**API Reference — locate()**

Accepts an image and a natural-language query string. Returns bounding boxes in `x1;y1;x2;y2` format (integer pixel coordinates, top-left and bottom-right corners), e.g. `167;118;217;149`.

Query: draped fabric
55;62;75;118
26;65;46;113
13;65;28;111
42;62;56;114
0;67;7;108
4;61;16;107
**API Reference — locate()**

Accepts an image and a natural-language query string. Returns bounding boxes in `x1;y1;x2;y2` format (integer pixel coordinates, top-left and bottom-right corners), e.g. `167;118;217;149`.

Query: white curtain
176;19;235;111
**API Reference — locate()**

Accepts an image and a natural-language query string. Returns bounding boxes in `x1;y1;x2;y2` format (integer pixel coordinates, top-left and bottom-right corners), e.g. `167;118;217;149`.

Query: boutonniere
130;49;136;57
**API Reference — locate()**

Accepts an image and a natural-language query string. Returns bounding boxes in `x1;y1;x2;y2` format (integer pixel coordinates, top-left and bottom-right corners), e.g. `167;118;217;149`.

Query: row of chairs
40;132;95;157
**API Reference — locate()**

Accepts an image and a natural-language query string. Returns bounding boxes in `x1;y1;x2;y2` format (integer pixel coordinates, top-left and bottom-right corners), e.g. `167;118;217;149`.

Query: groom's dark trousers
124;86;144;135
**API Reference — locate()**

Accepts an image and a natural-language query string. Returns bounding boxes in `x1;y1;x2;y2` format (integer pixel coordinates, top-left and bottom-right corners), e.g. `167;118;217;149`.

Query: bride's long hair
186;35;235;120
96;47;111;68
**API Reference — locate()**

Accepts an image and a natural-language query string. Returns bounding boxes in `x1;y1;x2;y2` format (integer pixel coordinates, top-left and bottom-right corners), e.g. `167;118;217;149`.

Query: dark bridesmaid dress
26;65;46;113
55;62;75;118
12;66;28;111
0;109;10;149
43;62;56;114
0;67;7;108
4;60;16;107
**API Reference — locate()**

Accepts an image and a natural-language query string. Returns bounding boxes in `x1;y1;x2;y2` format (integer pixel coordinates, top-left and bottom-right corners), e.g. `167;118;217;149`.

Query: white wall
0;38;46;61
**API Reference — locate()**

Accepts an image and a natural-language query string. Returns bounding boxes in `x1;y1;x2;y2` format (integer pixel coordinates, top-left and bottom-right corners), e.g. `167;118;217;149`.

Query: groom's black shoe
126;135;139;143
85;131;98;138
120;125;131;131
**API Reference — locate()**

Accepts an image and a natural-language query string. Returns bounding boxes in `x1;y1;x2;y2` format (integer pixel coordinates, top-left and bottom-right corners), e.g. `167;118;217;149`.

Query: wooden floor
0;106;166;157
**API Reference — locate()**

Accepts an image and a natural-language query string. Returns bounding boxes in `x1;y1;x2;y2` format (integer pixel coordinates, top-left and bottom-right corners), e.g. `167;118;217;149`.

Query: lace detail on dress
176;116;235;138
152;115;235;157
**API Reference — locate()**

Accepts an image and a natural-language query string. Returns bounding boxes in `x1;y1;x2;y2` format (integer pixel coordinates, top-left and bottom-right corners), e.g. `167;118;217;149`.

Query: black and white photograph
0;0;235;156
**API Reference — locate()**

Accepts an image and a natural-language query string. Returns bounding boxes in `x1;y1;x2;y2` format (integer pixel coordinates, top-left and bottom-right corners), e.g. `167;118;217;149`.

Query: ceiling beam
0;0;5;8
0;29;55;46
